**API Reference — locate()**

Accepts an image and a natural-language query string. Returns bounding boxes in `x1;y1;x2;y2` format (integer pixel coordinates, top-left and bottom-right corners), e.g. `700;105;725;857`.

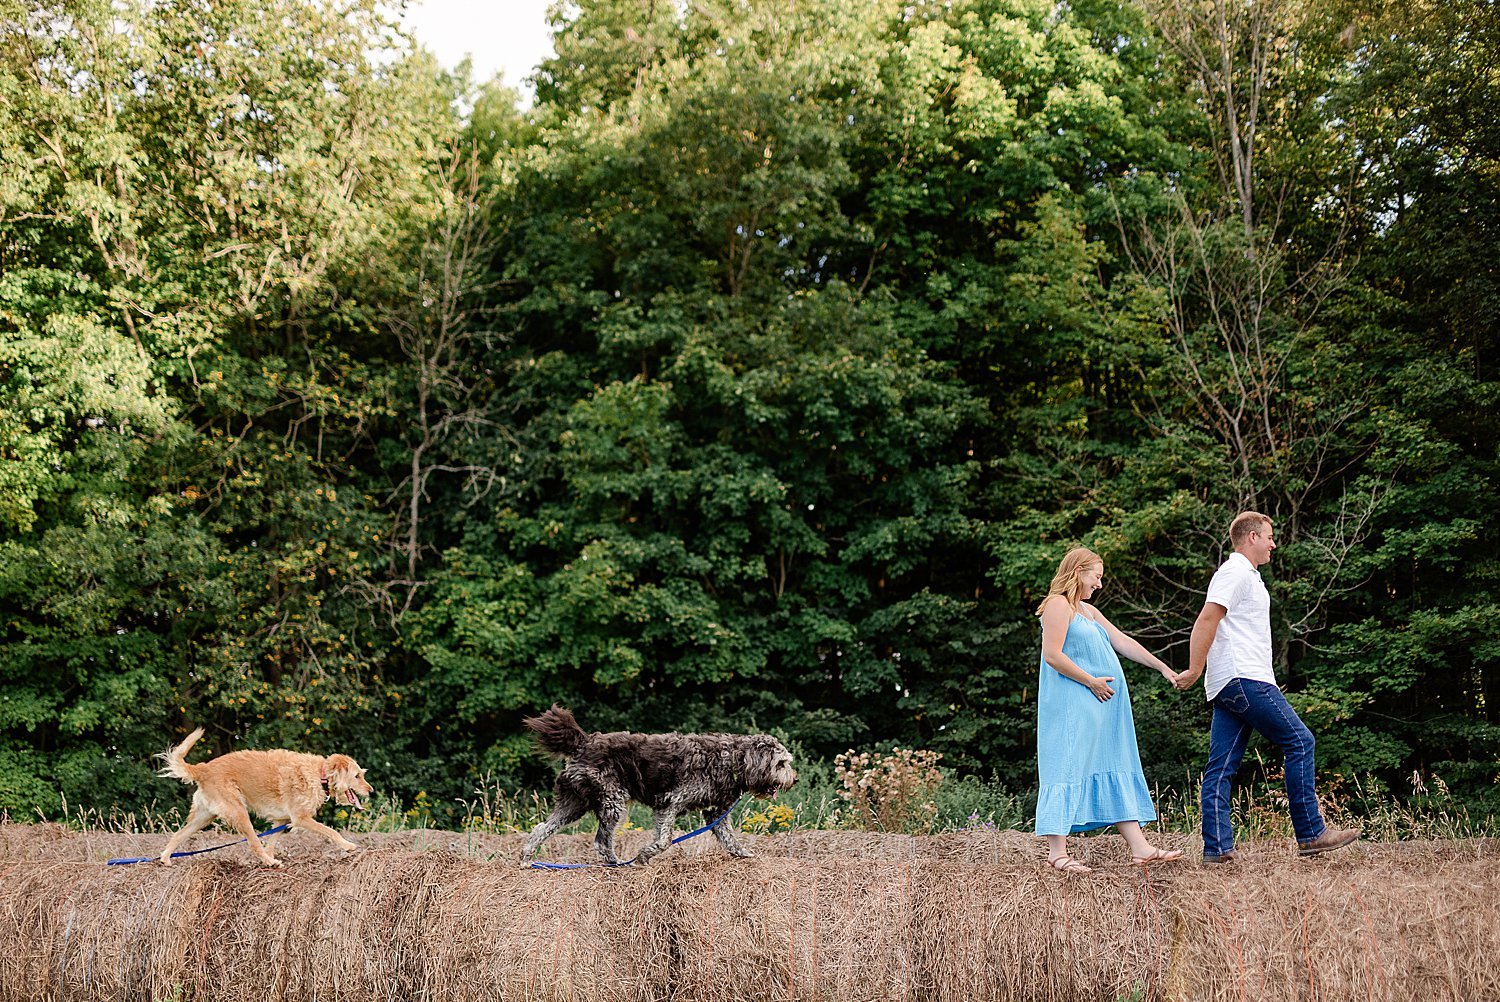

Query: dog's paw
730;849;756;859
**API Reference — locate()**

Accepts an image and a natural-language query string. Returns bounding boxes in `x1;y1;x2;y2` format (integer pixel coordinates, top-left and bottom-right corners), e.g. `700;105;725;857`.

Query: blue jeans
1200;678;1326;858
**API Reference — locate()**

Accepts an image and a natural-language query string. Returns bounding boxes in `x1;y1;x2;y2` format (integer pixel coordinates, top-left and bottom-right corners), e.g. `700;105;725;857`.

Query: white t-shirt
1203;552;1277;701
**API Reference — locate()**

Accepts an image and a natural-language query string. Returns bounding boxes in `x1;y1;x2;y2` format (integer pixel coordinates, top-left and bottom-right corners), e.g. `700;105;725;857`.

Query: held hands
1172;669;1201;691
1087;676;1116;702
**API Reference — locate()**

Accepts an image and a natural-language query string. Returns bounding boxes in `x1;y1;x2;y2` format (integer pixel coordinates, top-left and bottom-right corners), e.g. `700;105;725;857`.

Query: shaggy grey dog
519;705;797;866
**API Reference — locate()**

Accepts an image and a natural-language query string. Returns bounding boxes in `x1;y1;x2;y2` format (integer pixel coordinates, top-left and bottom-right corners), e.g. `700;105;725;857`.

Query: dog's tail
523;705;587;758
155;728;206;784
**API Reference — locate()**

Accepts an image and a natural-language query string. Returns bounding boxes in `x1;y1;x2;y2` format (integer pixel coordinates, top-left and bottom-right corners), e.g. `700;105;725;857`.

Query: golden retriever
156;728;373;867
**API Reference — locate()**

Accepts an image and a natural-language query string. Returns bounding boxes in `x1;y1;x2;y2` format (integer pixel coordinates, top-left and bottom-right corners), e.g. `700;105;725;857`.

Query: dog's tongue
346;789;365;810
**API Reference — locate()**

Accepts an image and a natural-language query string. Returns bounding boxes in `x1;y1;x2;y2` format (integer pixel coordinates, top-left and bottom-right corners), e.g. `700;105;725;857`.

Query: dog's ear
740;737;778;785
325;754;357;780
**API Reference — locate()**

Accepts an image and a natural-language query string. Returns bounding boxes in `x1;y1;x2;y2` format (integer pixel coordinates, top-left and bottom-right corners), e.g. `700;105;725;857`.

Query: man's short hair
1229;511;1272;546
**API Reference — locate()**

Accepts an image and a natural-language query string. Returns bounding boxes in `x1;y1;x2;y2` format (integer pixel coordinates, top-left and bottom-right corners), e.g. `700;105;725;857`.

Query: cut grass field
3;767;1493;1001
1;820;1496;1002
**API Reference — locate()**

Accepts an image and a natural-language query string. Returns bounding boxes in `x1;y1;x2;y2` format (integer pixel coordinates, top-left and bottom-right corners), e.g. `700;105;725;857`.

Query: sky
398;0;557;102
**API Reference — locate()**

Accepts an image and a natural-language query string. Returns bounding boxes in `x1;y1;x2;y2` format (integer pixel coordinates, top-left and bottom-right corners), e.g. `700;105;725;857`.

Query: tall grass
24;796;186;835
15;757;1495;842
1148;757;1495;841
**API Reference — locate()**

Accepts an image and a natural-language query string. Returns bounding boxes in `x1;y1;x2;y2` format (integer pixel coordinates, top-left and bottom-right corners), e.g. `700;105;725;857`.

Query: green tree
413;0;1195;787
0;0;469;812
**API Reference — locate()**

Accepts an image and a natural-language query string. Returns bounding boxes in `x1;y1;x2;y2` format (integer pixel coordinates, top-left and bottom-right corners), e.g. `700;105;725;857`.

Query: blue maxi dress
1034;612;1157;835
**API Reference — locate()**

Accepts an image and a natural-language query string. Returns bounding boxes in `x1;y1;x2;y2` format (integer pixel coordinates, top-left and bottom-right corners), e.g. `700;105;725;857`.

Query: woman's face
1078;562;1104;599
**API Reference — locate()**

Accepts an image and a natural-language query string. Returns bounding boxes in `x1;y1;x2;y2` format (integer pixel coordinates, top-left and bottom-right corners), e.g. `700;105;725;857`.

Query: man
1173;511;1360;864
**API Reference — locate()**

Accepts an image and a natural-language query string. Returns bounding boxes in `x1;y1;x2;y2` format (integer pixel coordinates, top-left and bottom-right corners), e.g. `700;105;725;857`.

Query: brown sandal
1048;855;1093;874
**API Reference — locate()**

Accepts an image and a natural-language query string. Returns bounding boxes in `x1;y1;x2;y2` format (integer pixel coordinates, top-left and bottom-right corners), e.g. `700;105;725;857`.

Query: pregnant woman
1035;547;1183;873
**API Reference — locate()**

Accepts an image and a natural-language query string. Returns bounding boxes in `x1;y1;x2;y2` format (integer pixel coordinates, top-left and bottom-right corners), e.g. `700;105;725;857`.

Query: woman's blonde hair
1034;547;1103;617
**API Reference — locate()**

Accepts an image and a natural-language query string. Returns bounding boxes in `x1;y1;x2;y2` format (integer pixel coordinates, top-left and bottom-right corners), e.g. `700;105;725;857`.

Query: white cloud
398;0;556;102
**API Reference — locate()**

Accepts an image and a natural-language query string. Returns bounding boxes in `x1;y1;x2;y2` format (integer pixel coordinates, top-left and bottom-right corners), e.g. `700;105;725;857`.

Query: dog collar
320;764;330;794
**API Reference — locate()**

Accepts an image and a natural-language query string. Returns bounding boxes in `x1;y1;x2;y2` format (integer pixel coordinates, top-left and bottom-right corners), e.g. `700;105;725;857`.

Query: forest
1;0;1496;824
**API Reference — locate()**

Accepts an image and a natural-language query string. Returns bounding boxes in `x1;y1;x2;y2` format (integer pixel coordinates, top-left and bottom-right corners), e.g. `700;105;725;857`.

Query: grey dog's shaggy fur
519;705;798;866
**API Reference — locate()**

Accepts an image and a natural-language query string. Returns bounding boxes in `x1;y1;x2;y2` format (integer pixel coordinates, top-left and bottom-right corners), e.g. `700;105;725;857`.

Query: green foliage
0;0;467;811
2;0;1496;826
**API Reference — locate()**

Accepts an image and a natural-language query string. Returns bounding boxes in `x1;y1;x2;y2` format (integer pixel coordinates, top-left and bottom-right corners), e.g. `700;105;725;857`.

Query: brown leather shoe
1202;850;1239;865
1298;826;1361;857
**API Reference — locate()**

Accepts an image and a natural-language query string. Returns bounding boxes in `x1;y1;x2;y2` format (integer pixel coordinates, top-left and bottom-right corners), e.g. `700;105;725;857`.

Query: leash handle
106;823;292;866
529;800;740;871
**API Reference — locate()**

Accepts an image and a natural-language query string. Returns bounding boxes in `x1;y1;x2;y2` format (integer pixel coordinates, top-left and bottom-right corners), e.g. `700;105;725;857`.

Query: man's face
1246;522;1277;566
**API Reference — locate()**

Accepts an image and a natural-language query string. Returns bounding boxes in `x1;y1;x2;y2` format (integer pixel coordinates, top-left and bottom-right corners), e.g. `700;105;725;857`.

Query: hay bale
0;822;74;861
0;823;1497;1002
911;861;1171;1001
0;859;209;1001
668;857;921;1001
1162;854;1500;1002
419;855;677;1002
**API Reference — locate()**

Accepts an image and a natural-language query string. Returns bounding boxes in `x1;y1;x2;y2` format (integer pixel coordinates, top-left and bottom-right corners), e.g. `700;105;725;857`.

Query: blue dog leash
106;823;292;866
107;801;739;868
529;801;740;871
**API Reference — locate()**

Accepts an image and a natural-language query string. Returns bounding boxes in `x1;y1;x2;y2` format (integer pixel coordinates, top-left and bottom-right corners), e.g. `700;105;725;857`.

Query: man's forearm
1184;613;1219;680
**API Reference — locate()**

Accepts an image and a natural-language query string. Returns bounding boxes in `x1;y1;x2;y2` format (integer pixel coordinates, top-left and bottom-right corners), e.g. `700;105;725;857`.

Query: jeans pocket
1216;681;1250;715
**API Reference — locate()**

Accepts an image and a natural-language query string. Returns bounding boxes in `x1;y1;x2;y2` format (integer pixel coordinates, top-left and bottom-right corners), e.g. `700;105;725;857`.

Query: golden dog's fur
156;728;373;867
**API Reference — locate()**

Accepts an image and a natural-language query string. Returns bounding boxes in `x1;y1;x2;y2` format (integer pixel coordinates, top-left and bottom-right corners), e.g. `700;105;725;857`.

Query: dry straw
1;823;1496;1001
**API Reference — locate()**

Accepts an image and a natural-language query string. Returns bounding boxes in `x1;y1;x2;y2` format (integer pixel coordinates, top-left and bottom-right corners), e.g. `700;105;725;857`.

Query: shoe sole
1298;832;1360;857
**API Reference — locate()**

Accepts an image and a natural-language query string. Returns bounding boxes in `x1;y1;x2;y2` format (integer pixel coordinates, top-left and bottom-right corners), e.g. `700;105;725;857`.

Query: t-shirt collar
1227;551;1259;575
